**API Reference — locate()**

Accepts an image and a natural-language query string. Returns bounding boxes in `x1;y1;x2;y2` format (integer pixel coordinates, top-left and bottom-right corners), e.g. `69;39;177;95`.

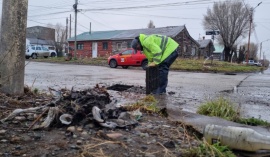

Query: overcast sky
1;0;270;59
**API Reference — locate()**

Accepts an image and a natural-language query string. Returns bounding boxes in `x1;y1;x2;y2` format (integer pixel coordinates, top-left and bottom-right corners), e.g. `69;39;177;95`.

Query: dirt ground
0;85;202;157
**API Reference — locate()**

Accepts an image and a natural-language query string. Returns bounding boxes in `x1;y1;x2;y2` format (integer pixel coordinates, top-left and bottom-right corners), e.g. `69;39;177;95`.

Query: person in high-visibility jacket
131;34;179;94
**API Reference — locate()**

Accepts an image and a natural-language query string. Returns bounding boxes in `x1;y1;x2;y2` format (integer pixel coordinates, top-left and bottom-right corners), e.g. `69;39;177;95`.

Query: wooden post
0;0;28;94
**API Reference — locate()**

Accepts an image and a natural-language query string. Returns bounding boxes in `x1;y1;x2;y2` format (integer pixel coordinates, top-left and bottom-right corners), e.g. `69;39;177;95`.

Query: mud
0;86;201;157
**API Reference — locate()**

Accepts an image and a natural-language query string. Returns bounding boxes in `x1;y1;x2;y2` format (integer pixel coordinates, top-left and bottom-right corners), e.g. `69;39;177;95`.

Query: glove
148;62;156;67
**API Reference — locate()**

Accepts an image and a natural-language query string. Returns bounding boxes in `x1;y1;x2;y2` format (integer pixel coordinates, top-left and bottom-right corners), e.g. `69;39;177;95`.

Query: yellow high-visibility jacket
138;34;179;64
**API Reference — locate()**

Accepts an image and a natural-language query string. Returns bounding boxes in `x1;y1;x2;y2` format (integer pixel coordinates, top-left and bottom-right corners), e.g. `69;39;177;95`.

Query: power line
90;11;201;20
82;0;214;11
80;12;116;30
28;10;72;17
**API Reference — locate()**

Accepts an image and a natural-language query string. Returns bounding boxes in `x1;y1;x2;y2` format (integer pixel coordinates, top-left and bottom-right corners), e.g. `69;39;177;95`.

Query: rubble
1;85;139;130
0;84;202;156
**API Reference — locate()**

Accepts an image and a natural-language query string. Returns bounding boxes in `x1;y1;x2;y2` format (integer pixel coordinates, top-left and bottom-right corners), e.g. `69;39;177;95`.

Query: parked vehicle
47;46;57;57
254;62;262;67
25;45;50;59
108;48;148;70
243;60;255;65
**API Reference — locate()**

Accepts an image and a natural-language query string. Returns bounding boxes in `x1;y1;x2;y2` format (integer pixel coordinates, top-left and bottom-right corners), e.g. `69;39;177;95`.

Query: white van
25;45;50;59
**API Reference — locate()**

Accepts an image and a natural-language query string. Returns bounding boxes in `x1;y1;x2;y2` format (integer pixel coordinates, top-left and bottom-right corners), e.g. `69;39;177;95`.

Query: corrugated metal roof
68;26;185;41
196;39;212;48
111;26;185;40
68;30;122;41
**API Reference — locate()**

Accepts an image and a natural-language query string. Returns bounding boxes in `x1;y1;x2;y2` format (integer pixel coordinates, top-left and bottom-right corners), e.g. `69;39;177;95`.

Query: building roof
27;26;55;30
68;26;185;41
111;26;185;40
27;38;54;46
196;39;213;48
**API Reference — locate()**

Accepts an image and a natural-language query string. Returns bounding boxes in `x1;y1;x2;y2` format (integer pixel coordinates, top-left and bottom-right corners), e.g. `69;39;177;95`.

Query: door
36;46;42;56
118;49;133;65
92;42;98;58
131;50;143;65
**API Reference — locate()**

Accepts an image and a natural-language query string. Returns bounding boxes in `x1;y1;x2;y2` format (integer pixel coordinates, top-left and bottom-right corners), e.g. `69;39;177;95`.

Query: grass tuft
197;97;270;126
183;138;236;157
121;95;160;114
197;97;238;121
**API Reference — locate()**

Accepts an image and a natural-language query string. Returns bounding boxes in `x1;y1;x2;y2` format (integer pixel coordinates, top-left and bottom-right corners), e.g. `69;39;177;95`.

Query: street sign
206;30;220;35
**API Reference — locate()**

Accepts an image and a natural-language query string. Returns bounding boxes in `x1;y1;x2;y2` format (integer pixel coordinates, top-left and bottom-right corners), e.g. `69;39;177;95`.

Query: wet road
25;62;270;121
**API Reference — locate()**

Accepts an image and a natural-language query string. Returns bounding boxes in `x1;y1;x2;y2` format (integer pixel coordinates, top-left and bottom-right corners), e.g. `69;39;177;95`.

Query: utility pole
73;0;78;58
246;2;262;64
89;22;91;34
65;17;68;56
246;8;253;64
69;14;72;38
0;0;28;94
260;39;270;60
66;17;68;40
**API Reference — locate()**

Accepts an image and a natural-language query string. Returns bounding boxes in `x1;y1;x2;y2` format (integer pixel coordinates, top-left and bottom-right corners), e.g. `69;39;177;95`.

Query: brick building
67;26;199;58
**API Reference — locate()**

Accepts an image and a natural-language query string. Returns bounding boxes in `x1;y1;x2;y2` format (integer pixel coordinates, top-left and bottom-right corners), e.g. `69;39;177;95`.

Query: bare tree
238;46;246;63
47;23;67;56
147;20;155;28
243;42;258;60
0;0;28;94
203;0;250;62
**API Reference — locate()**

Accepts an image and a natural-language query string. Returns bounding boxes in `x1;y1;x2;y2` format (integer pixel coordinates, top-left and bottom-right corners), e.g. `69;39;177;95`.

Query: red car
108;48;148;70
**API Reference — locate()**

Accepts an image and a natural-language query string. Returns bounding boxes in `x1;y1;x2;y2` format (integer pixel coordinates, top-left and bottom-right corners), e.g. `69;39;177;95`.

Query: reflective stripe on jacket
138;34;179;64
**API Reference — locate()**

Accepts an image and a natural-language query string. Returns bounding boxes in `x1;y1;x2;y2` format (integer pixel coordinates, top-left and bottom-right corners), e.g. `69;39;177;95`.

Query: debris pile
0;85;203;157
1;85;140;130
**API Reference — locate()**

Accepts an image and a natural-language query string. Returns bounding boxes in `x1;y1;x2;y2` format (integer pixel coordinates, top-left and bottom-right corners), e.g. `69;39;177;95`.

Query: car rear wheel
109;60;117;68
141;60;148;70
31;53;37;59
44;56;48;58
51;53;56;57
122;66;129;69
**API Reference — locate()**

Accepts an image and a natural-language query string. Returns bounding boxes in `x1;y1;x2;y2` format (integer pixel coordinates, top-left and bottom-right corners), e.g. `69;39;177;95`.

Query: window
42;47;49;51
127;41;131;48
36;47;41;50
48;46;55;50
117;43;121;49
103;42;108;50
122;50;133;55
77;43;84;50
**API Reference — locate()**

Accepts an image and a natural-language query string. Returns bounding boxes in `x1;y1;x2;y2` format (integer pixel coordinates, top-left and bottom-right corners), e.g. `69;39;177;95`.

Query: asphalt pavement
24;62;270;132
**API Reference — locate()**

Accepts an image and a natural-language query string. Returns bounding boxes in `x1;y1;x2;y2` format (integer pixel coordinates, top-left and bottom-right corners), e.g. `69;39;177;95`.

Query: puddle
220;86;238;94
107;84;134;91
233;86;238;93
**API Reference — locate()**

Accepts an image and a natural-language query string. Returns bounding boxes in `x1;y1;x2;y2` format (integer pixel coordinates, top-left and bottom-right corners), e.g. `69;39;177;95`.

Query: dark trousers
155;49;178;94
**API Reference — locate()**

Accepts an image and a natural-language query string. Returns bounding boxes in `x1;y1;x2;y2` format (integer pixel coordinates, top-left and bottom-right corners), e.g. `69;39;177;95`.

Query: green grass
197;97;238;121
31;57;263;73
184;139;236;157
197;97;270;126
171;59;262;73
34;57;108;66
121;95;160;114
237;117;270;126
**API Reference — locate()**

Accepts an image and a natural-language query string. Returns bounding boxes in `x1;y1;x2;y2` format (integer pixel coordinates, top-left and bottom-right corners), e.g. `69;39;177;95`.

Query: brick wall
68;40;113;58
